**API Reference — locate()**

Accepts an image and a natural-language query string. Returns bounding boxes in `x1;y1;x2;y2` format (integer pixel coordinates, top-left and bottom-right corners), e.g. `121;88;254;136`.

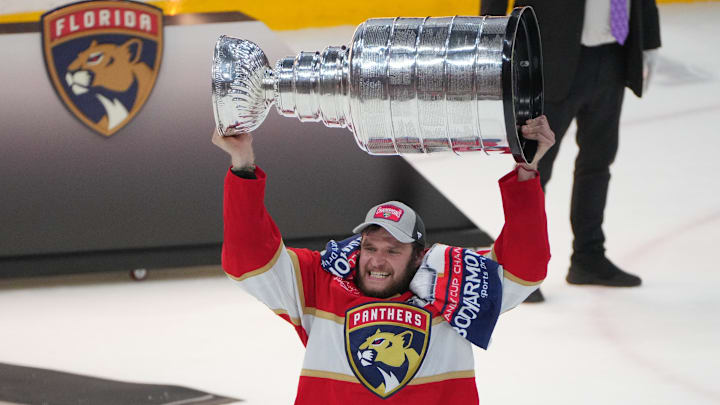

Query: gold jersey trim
271;309;302;326
300;369;358;383
503;270;544;286
299;369;476;385
226;242;284;282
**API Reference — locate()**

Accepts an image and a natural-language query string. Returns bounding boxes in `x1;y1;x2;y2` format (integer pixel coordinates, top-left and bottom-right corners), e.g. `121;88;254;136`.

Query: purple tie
610;0;629;45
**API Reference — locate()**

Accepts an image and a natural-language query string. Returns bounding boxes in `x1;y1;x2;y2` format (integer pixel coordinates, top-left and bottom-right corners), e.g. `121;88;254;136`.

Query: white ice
1;3;719;404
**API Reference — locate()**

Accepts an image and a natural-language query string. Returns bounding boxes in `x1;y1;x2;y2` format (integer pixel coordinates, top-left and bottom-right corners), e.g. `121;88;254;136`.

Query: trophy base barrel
502;6;543;163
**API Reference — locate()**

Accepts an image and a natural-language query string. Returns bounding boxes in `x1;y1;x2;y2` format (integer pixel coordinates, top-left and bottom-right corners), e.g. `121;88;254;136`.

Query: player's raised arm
492;115;554;310
213;130;314;344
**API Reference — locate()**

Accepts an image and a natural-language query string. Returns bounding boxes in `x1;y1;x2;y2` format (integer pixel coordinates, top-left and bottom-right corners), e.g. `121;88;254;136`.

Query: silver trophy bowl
212;7;543;162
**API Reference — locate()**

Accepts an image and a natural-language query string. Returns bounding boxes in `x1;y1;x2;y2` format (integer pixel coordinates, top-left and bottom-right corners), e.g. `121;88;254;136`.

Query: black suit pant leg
537;44;626;263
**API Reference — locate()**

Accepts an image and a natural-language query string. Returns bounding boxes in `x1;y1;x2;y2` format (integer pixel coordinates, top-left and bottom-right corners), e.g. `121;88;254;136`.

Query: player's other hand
212;129;255;170
518;115;555;171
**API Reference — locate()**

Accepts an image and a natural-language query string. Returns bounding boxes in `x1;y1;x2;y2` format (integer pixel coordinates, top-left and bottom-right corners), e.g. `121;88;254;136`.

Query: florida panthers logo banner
345;302;431;399
41;0;163;137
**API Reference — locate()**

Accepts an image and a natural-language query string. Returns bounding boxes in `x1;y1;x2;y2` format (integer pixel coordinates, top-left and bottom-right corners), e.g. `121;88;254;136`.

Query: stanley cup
212;7;543;162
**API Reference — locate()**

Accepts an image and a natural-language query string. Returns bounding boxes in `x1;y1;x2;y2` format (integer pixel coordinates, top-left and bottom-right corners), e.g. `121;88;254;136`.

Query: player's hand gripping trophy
212;7;548;165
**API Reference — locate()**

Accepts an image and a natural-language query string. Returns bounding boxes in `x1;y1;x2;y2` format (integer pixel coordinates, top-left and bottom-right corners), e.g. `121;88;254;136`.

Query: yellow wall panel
1;0;717;29
0;0;479;28
155;0;481;30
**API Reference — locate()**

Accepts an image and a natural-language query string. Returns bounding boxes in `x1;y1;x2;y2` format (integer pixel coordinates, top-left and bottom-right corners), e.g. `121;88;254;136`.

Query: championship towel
320;235;361;278
410;244;503;349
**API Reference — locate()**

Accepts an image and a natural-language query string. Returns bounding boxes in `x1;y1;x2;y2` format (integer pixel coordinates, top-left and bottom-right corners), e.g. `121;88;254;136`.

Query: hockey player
212;115;555;404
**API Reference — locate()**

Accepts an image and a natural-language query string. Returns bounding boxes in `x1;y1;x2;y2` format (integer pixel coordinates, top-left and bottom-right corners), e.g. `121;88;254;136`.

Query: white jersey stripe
500;277;540;314
287;249;306;309
300;314;475;377
232;243;305;326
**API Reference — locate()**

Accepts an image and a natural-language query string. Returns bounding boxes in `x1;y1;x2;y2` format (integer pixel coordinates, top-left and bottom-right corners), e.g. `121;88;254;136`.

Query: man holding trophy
212;7;556;404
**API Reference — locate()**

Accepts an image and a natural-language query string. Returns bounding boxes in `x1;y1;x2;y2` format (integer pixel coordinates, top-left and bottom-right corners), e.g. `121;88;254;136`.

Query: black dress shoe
566;257;641;287
523;288;545;303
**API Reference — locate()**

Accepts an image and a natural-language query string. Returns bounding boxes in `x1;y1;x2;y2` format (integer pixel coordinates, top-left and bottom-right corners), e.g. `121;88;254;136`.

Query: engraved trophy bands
212;7;543;162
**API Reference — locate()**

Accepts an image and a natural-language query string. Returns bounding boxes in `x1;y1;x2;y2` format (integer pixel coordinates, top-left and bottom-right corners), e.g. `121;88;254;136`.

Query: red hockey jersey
221;167;549;404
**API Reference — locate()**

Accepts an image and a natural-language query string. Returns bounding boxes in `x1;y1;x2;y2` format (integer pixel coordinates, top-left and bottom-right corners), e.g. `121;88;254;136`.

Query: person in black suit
481;0;661;302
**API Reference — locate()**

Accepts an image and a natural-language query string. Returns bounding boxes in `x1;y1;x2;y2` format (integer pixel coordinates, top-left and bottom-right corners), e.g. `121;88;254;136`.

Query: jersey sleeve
408;169;550;348
221;166;317;345
490;168;551;313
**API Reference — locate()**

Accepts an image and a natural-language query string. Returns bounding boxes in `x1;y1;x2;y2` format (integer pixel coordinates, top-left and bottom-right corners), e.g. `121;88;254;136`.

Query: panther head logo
65;39;153;132
345;302;431;398
41;1;163;137
356;329;421;394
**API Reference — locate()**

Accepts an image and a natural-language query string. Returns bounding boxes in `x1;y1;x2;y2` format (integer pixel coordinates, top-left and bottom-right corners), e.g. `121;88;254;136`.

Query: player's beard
355;256;419;299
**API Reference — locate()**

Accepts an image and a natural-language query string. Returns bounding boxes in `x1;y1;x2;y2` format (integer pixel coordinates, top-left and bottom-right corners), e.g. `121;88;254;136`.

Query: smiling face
356;227;424;298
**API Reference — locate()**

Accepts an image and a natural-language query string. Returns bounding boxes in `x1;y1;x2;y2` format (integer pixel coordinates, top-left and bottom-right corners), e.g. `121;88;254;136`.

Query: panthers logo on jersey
41;0;163;137
345;302;431;398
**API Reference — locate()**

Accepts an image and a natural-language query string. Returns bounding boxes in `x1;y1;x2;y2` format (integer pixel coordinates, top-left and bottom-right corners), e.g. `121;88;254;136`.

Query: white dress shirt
581;0;631;46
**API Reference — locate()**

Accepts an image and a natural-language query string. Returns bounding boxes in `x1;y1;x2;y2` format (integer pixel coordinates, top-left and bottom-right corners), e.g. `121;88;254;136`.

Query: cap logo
374;205;404;222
